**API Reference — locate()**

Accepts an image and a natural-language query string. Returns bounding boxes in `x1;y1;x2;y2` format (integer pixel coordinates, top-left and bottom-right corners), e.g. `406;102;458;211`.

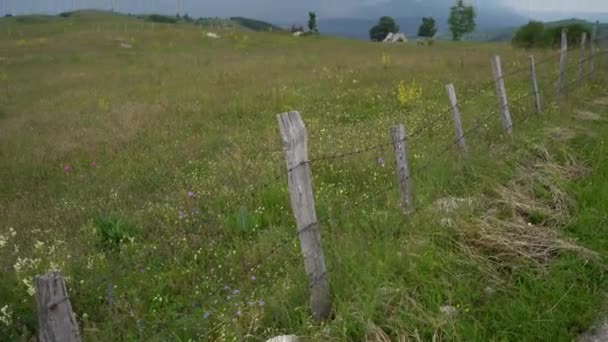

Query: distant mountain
230;17;283;32
527;12;608;23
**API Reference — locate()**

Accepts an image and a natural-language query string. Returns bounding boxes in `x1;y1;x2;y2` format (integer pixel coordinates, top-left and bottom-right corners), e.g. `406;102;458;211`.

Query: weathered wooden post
529;55;542;113
445;83;468;154
390;124;413;212
590;21;599;78
578;32;588;84
558;28;568;98
35;272;81;342
277;111;330;321
491;55;513;135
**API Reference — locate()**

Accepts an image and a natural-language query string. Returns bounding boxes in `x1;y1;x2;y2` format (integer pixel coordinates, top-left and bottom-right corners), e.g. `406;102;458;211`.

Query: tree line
369;0;475;41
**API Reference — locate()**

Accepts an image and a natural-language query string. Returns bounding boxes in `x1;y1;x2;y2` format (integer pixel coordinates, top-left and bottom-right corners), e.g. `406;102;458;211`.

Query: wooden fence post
445;83;467;154
558;28;568;98
277;111;330;321
390;124;413;212
590;21;598;78
578;32;588;85
35;272;81;342
491;55;513;135
529;55;542;113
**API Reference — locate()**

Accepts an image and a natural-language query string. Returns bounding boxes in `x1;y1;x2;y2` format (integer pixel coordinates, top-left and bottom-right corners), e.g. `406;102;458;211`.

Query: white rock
435;197;473;214
120;43;132;49
206;32;220;39
383;32;408;43
440;305;457;316
266;335;298;342
293;31;304;36
440;218;454;227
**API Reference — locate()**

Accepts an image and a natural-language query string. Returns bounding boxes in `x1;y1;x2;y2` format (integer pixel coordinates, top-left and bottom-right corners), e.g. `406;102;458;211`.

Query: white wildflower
0;305;12;326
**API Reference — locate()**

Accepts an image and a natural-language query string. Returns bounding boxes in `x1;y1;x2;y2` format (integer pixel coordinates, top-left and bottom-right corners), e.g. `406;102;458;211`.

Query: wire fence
27;24;608;339
189;34;608;339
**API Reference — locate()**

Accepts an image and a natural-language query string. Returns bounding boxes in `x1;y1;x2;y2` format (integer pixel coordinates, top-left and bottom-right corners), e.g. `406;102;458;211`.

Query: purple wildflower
223;285;230;291
203;311;210;319
63;164;71;172
258;300;265;306
232;289;240;295
187;191;195;198
236;309;242;317
90;161;97;168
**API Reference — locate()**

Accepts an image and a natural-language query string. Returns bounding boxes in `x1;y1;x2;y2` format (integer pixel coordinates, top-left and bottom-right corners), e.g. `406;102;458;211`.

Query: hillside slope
1;13;608;341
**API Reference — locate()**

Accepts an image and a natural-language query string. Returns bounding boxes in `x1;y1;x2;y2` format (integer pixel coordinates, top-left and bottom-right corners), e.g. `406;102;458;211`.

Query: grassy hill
481;19;608;42
1;11;608;341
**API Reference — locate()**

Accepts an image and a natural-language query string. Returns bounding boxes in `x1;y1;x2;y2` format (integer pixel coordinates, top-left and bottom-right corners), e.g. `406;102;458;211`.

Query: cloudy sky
3;0;608;19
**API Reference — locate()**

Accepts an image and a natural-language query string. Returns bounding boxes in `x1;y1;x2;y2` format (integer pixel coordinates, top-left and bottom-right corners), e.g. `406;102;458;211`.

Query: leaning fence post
529;55;542;113
277;111;330;321
35;272;81;342
445;83;467;154
558;28;568;98
390;124;413;212
590;21;599;78
491;55;513;135
578;32;588;84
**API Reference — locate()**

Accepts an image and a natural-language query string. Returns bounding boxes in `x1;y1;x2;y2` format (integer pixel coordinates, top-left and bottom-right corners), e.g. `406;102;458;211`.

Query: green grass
1;11;608;341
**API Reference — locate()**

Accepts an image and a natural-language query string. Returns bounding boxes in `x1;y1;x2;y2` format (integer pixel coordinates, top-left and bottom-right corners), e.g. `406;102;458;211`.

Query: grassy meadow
1;10;608;341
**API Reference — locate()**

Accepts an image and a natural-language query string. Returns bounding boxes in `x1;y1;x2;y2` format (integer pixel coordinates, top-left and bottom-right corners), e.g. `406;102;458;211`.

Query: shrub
513;21;592;49
512;21;546;48
146;14;178;24
59;12;73;18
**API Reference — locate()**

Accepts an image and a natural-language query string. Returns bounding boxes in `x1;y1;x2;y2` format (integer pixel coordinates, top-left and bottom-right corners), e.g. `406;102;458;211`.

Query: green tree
512;21;545;48
369;16;400;42
308;12;319;34
448;0;476;41
418;16;437;37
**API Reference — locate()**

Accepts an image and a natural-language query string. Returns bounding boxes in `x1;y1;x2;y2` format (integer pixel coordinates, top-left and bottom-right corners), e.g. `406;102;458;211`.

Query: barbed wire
198;46;607;340
302;59;604;293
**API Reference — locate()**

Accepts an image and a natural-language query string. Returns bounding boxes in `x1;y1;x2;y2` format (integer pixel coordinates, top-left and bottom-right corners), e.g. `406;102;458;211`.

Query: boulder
383;32;408;43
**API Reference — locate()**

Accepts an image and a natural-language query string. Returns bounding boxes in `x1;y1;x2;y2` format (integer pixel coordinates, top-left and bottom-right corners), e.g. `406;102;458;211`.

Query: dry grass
457;144;596;267
575;109;604;121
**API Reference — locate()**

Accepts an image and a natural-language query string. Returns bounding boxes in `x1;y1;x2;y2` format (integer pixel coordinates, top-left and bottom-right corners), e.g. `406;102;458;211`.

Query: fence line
35;36;608;338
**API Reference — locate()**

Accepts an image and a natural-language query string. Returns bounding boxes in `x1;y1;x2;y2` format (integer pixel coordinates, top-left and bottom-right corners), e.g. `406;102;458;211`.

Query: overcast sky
3;0;608;19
